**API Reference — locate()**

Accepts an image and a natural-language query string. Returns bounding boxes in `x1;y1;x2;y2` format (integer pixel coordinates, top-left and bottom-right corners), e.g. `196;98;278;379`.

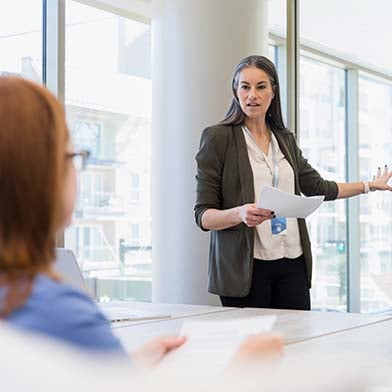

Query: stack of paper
257;185;324;218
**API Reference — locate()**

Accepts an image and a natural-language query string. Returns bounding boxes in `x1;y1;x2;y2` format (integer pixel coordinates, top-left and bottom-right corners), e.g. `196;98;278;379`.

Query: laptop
53;248;171;323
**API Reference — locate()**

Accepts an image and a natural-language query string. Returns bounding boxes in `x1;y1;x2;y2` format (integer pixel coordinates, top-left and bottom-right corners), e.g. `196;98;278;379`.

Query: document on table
257;185;324;218
160;315;276;373
372;274;392;303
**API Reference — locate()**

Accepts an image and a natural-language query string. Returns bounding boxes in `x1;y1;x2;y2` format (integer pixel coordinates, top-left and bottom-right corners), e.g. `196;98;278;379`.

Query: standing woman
194;55;392;310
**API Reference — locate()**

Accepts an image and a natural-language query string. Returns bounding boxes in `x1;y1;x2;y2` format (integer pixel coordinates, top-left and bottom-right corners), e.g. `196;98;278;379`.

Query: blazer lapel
270;128;294;169
232;124;254;204
271;128;300;194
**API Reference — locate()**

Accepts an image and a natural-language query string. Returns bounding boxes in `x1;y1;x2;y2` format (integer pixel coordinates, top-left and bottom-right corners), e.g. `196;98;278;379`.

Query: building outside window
64;1;152;302
72;120;101;159
299;55;347;311
129;173;141;203
359;74;392;312
268;0;392;313
0;0;42;81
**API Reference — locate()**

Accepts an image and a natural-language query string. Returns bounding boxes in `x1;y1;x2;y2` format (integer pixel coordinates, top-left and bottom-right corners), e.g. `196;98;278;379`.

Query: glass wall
299;0;392;72
268;0;286;38
298;0;392;312
0;0;42;81
359;74;392;312
268;0;287;121
299;55;347;310
64;1;152;302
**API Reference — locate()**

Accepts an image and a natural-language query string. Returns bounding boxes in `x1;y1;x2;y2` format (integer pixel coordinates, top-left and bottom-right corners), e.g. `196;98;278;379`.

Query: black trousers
220;255;310;310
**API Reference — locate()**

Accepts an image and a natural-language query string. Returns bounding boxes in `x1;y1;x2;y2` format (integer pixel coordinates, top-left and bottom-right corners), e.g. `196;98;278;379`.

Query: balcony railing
76;191;125;215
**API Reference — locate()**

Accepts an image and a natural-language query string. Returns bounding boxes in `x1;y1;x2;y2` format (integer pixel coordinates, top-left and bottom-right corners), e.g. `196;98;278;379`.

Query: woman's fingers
374;165;389;180
368;165;392;192
256;208;275;217
240;204;278;227
132;336;187;368
245;207;274;226
229;333;283;367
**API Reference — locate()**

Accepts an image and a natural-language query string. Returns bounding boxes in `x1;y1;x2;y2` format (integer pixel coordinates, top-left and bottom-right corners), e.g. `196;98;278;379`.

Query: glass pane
300;0;392;71
299;55;347;311
268;45;277;66
0;0;42;81
268;0;287;124
268;0;286;37
64;1;152;302
359;73;392;313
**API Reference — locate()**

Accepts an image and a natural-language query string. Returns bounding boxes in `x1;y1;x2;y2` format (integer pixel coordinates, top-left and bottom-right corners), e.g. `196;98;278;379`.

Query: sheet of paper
372;273;392;303
257;185;324;218
160;315;276;373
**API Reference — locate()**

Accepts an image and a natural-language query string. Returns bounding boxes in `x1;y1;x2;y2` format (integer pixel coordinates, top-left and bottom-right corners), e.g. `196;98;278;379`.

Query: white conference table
112;301;392;359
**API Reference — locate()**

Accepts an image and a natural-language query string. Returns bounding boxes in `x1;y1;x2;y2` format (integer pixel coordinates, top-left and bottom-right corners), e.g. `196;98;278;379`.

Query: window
64;1;152;302
268;45;276;64
129;173;140;203
299;1;392;73
296;0;392;313
268;0;286;38
268;1;287;122
72;120;101;159
359;73;392;313
130;224;140;245
0;0;42;81
299;55;347;311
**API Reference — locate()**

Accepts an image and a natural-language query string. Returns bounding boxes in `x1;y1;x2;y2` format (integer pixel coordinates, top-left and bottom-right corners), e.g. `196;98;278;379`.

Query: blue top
4;274;125;354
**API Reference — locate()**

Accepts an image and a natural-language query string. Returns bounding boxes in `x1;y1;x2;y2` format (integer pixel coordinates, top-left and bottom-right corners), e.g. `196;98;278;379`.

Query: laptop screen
53;248;171;323
53;248;90;295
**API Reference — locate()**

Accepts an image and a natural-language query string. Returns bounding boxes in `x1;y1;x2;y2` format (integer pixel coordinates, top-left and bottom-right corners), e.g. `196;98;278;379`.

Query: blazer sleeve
291;133;339;201
194;126;229;231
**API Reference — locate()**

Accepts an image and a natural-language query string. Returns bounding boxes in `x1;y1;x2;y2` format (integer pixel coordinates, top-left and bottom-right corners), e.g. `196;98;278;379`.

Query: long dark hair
220;55;286;130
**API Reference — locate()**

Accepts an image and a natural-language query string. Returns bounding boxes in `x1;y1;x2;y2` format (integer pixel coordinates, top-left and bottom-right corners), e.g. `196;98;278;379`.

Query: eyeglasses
66;149;90;172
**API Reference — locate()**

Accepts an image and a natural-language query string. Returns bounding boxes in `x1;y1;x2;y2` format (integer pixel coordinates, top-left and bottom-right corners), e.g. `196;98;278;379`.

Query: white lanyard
243;125;280;188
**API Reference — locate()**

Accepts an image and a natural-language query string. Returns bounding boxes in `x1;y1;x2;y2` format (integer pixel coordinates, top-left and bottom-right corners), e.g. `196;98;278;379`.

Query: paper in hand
257;185;324;218
160;315;277;373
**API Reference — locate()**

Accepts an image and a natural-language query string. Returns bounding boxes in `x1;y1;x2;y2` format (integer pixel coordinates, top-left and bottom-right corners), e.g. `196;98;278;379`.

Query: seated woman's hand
131;336;186;368
231;333;283;365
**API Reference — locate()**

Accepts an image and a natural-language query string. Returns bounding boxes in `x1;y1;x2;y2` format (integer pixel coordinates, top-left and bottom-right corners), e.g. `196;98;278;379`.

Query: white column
152;0;268;305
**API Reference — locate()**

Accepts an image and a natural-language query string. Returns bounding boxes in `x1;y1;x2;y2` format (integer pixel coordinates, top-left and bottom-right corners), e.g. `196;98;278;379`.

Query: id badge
271;217;287;235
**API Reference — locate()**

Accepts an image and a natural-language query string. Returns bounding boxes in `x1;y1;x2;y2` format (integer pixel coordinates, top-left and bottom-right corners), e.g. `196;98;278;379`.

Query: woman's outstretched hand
370;165;392;192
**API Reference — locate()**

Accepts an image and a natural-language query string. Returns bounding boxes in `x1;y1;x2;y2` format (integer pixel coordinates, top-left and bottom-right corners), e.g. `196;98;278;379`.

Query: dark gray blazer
194;124;338;297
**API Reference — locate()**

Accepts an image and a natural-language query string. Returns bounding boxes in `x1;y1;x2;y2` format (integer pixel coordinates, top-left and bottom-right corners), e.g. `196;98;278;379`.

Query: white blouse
242;126;303;261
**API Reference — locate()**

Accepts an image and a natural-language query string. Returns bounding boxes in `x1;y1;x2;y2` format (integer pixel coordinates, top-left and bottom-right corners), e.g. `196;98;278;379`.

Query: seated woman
0;77;282;366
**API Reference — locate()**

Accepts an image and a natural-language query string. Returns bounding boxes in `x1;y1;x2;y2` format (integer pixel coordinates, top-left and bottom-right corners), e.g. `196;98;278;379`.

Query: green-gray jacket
194;124;338;297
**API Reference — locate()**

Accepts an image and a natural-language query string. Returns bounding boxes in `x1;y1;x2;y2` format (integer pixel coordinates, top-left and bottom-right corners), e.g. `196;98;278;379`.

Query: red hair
0;77;69;316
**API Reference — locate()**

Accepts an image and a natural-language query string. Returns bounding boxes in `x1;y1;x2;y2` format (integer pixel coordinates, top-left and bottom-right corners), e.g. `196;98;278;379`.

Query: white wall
151;0;268;305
